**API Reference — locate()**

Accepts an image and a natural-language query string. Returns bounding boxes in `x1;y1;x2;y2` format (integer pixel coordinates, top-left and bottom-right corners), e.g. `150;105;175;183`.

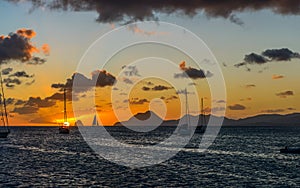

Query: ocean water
0;126;299;187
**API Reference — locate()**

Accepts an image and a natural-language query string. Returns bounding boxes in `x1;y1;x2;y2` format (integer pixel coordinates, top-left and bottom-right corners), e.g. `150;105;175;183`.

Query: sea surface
0;126;299;187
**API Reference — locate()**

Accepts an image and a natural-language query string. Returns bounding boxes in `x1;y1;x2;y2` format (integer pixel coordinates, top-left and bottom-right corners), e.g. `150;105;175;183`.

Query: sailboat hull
194;125;206;133
59;127;70;134
280;147;300;154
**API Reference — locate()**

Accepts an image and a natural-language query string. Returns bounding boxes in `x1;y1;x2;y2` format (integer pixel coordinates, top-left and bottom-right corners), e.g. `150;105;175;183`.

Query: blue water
0;126;299;187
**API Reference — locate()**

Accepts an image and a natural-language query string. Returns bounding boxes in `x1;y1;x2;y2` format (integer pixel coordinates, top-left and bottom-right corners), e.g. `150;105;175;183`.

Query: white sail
92;115;99;126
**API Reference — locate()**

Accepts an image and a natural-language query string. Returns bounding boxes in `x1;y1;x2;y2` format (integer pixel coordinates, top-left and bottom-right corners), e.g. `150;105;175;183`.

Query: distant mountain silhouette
114;111;163;126
114;111;300;126
75;120;84;126
224;113;300;126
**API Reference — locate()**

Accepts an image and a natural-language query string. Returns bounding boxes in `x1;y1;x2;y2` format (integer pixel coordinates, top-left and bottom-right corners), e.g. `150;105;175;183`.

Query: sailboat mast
201;98;203;125
64;88;67;122
185;88;190;126
0;70;9;129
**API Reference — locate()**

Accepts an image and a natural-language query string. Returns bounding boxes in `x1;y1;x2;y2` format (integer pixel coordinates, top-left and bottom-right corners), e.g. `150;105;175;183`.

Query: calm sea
0;126;299;187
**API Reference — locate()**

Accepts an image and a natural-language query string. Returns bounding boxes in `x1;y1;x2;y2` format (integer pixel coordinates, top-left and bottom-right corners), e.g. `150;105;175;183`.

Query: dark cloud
261;107;297;113
92;70;116;87
122;78;133;85
216;100;226;103
45;92;65;101
235;48;300;69
12;106;38;114
2;67;13;75
174;68;207;79
142;86;150;91
240;97;252;101
130;98;149;105
244;53;268;65
15;99;26;105
175;61;213;79
26;57;47;65
1;70;35;88
3;78;21;88
4;97;15;105
12;94;64;114
276;90;294;98
9;71;34;78
261;109;286;113
228;104;246;110
229;14;244;26
152;85;172;91
287;107;296;111
0;29;48;64
10;0;300;25
142;83;172;91
244;84;256;88
51;83;66;90
25;97;56;108
166;95;178;101
176;89;194;95
45;91;77;101
262;48;300;61
146;81;154;86
52;70;116;93
122;65;140;77
58;72;93;92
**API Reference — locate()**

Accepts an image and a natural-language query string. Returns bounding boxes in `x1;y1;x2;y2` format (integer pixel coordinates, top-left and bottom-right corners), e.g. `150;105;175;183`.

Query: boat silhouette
194;98;207;134
176;88;192;136
92;114;99;126
280;146;300;154
59;88;70;134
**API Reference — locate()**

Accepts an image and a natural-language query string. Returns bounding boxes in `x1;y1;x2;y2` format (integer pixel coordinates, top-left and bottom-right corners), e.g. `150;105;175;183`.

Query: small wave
205;149;298;160
2;144;86;156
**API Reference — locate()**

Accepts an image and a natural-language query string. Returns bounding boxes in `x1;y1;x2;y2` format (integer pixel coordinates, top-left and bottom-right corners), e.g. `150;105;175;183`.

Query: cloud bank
9;0;300;25
235;48;300;69
0;28;49;65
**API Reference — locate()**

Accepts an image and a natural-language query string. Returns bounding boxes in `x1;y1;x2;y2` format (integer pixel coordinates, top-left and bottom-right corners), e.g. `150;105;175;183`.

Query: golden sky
1;1;300;125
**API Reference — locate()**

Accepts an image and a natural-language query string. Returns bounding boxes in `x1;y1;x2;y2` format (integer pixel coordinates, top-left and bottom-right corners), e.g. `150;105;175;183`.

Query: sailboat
92;114;99;126
0;70;10;138
195;98;207;133
280;146;300;154
59;88;70;134
176;88;192;136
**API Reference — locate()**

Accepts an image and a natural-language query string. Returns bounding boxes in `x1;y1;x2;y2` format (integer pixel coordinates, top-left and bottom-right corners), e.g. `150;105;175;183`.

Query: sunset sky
1;0;300;125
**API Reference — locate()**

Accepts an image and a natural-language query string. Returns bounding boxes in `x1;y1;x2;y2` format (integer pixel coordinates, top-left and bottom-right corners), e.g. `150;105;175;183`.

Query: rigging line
0;95;5;126
186;88;190;127
64;88;67;122
0;64;9;129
